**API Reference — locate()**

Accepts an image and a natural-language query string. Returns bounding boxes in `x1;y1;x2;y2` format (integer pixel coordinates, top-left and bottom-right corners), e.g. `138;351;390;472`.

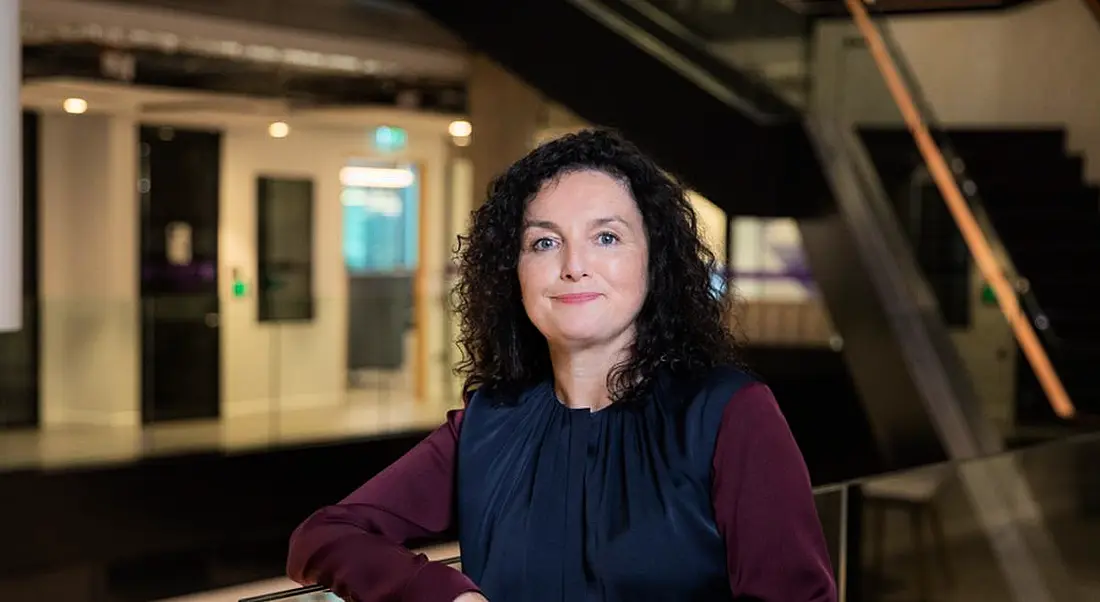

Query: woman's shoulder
698;364;758;393
669;364;759;410
652;364;760;432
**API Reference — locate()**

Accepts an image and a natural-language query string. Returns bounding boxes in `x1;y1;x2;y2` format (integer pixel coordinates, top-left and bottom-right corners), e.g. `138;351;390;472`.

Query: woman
287;129;836;601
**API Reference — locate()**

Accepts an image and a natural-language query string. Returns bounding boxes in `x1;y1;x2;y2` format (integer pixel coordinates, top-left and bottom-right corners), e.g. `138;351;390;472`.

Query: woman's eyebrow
522;219;559;231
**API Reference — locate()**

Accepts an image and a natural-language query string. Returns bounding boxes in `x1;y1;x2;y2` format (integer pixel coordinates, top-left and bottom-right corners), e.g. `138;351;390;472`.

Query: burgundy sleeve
712;383;838;602
287;408;480;602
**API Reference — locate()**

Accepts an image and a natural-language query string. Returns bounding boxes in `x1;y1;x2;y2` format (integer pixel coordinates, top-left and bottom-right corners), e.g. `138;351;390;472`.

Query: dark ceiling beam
87;0;465;52
21;42;468;112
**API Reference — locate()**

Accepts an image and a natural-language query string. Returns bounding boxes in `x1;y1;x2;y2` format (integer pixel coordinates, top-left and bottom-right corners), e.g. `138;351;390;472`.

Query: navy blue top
287;366;837;602
457;368;752;601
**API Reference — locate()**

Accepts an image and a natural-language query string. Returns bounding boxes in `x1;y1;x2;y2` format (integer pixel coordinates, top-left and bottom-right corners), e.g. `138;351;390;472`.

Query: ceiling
21;0;467;79
90;0;466;54
21;0;469;112
23;42;467;112
22;78;462;133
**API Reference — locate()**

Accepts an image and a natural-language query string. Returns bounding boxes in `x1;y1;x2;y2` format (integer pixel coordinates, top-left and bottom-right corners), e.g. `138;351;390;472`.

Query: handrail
238;584;326;602
842;0;1075;419
903;165;1062;347
239;555;462;602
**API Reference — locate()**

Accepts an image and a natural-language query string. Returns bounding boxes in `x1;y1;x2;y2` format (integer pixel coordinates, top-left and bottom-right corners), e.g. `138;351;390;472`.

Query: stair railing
843;0;1075;419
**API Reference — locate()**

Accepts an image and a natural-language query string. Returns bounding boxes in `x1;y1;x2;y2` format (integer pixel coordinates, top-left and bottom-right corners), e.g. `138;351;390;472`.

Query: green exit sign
373;126;407;152
980;282;997;306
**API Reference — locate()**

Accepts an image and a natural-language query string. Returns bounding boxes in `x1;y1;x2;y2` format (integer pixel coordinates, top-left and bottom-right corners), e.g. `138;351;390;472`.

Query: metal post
0;0;21;332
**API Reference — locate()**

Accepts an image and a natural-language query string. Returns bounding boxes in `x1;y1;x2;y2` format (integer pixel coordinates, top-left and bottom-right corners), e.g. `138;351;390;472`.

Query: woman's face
517;169;649;351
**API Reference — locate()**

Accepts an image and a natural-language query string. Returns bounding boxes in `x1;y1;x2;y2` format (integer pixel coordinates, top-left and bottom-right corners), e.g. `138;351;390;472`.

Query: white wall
814;0;1100;180
689;192;728;264
34;109;457;425
39;112;140;427
441;155;474;401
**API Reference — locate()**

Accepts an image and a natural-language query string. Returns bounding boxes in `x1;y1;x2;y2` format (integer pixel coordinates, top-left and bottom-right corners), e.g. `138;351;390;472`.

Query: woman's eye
597;232;620;245
532;238;556;251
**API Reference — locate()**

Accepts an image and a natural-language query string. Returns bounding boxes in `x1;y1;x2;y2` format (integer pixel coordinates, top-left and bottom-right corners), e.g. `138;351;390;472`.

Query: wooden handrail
843;0;1075;419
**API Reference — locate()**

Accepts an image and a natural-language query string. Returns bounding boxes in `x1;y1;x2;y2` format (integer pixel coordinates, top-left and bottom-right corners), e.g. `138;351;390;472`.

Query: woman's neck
549;338;632;412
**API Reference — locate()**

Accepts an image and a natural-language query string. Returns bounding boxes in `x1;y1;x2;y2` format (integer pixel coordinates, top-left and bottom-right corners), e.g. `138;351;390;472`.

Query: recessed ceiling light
268;121;290;138
448;119;472;138
63;97;88;114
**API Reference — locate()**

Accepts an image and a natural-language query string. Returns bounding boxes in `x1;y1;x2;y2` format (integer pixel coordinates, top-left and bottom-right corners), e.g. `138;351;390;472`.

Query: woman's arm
287;409;480;602
711;383;838;602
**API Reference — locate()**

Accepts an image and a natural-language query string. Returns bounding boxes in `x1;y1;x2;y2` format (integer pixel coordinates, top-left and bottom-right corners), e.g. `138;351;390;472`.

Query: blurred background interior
2;0;1100;600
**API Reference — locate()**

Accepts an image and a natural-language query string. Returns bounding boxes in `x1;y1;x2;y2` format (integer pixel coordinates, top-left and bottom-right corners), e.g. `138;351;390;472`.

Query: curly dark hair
453;128;741;406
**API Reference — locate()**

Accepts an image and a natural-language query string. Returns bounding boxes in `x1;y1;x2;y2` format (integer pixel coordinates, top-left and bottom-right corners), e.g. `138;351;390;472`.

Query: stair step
1016;268;1100;289
1019;372;1100;405
995;230;1100;254
961;155;1084;186
939;129;1068;156
1049;344;1100;376
1010;244;1100;275
951;148;1079;169
1042;310;1100;340
1035;367;1099;393
1027;281;1100;310
974;178;1087;197
989;209;1100;241
859;129;1071;173
982;184;1098;208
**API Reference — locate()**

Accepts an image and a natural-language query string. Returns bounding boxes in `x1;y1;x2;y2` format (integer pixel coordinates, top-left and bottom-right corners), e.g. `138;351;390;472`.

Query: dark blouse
287;368;836;601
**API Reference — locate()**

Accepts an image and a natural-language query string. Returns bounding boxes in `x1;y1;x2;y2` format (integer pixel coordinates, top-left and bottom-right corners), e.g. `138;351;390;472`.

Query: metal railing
239;556;462;602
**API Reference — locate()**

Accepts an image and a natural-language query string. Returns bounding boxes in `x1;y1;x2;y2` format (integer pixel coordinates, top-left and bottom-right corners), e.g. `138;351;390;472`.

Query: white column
39;113;140;427
0;0;21;332
468;55;543;207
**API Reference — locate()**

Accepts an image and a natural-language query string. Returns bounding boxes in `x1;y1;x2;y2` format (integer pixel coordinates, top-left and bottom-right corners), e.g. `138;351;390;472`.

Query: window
341;162;419;273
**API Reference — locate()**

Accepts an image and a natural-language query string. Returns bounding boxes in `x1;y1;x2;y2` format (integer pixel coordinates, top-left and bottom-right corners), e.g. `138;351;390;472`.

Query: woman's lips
552;292;602;304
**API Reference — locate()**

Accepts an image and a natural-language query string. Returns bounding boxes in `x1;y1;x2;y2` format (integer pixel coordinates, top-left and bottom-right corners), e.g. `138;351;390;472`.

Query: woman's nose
560;245;589;281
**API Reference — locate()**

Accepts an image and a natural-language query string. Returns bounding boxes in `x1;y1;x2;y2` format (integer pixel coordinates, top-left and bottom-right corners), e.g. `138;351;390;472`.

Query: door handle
205;313;220;328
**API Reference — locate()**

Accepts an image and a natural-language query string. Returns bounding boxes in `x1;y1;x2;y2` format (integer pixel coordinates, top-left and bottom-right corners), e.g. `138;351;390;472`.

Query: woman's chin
545;324;625;348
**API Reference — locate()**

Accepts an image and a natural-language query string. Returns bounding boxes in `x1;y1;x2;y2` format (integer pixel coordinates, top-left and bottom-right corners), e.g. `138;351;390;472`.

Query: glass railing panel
257;292;463;451
0;290;464;472
1004;432;1100;596
812;483;855;598
846;430;1100;600
856;460;1017;601
238;439;1100;602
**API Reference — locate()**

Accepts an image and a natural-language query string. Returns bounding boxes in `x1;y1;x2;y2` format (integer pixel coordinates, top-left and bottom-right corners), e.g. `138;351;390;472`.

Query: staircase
402;0;826;218
861;127;1100;428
